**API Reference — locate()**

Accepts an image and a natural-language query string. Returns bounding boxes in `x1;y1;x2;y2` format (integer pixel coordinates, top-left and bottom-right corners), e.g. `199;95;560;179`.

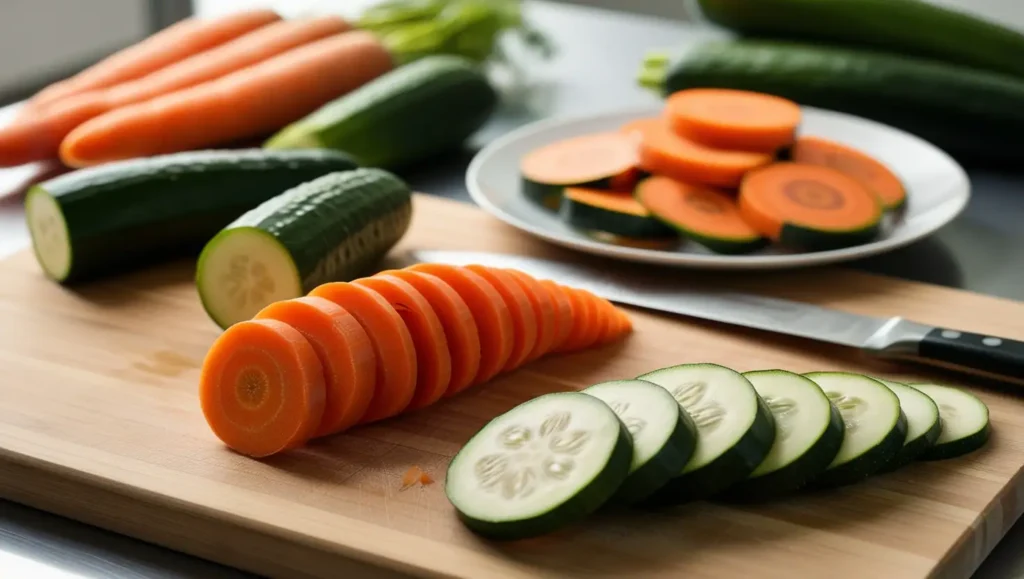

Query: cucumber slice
445;392;633;540
561;188;677;240
723;370;844;500
875;378;941;470
583;380;698;504
637;363;776;503
803;372;907;487
196;168;412;329
911;383;991;460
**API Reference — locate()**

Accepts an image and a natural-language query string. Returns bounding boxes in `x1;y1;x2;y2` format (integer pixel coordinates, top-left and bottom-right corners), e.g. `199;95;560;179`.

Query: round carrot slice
520;132;640;208
540;279;573;353
791;135;907;211
553;286;596;353
503;268;557;362
622;117;773;188
253;296;375;437
381;269;481;397
465;265;538;372
665;88;801;152
353;275;452;411
739;162;883;251
308;282;417;423
199;318;325;457
635;175;767;255
407;264;513;385
574;289;608;349
591;298;621;345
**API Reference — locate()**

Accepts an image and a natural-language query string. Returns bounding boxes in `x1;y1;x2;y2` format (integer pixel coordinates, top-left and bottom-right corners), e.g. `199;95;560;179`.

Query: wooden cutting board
1;194;1022;579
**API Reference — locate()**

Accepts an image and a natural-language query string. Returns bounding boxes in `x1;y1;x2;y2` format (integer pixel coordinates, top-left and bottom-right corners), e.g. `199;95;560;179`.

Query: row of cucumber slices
445;363;990;540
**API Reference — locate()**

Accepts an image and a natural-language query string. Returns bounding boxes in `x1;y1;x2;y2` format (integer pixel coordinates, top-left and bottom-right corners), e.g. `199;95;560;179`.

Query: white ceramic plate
465;105;970;270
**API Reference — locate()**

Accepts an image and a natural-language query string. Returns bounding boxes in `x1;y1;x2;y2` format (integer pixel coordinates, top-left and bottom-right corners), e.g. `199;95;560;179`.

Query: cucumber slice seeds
875;378;942;470
911;383;991;460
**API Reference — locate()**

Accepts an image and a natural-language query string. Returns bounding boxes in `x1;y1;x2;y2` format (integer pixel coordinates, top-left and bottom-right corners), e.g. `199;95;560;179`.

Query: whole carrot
59;31;394;168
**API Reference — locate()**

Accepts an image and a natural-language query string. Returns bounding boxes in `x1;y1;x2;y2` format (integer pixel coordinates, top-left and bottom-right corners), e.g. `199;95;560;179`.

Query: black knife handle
919;328;1024;382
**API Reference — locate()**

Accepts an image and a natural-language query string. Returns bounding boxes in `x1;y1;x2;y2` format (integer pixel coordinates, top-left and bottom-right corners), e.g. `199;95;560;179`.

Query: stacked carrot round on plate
199;263;632;457
521;88;908;254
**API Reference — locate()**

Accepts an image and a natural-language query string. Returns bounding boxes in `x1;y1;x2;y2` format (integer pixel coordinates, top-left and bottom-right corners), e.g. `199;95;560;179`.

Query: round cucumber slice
584;379;698;504
25;187;72;282
803;372;907;487
910;383;991;460
724;370;844;501
875;378;941;470
637;363;776;503
445;392;632;540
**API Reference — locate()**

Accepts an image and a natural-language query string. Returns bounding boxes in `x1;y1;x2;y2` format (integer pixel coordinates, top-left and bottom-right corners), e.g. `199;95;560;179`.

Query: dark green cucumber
265;55;497;169
196;168;412;329
695;0;1024;79
25;149;357;284
875;379;941;471
560;187;676;240
911;383;991;461
445;392;633;540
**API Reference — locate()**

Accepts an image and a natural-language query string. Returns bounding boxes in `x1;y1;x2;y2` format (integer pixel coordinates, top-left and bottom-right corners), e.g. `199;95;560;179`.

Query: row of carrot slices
199;263;632;458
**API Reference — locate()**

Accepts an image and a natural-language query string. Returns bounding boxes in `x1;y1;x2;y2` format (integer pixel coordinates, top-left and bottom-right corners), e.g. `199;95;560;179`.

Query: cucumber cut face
911;383;991;460
445;392;633;540
584;380;698;504
875;378;941;470
803;372;907;487
637;363;775;503
25;188;72;282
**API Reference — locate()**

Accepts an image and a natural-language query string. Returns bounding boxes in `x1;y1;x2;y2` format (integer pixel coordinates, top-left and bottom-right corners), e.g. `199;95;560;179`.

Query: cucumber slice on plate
584;380;698;504
911;383;991;460
723;370;844;501
875;378;941;470
445;392;633;540
637;363;776;503
803;372;907;487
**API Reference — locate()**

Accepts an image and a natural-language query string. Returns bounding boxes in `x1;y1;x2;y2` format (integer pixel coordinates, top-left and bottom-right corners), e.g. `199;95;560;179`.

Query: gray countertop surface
2;1;1024;577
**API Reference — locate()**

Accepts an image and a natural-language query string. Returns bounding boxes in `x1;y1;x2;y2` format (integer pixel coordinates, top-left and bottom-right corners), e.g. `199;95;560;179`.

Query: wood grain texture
1;193;1022;579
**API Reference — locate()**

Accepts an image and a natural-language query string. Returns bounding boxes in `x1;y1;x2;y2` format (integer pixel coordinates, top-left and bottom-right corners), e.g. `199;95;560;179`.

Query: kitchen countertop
2;1;1024;577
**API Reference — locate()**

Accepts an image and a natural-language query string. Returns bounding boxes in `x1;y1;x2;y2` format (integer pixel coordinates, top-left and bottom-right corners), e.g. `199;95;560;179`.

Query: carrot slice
253;297;375;437
553;287;596;353
622;118;773;188
739;162;883;251
381;270;481;397
791;135;907;210
465;265;538;371
521;132;639;187
407;264;513;386
591;297;621;345
503;269;557;362
308;283;417;423
574;289;608;350
540;279;574;353
199;318;325;457
353;275;451;411
665;88;801;152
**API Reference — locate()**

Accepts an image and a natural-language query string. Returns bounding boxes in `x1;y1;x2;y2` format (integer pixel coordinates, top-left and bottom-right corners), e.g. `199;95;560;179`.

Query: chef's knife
410;250;1024;386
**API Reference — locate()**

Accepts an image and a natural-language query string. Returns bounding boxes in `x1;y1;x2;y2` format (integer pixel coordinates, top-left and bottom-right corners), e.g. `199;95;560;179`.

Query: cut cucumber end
25;186;72;282
196;227;304;329
911;383;991;461
264;124;330;152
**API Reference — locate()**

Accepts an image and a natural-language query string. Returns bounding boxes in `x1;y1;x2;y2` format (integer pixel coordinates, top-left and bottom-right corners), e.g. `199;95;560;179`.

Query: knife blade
410;250;1024;386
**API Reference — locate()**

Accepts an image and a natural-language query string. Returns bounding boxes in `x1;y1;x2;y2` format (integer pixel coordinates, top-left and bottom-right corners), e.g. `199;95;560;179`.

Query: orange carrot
28;9;282;111
408;264;513;386
571;289;606;350
401;465;424;490
59;30;393;167
309;282;416;424
465;265;538;372
253;296;375;437
540;279;574;352
199;318;325;457
790;135;907;210
588;295;619;345
503;269;557;362
665;88;801;153
354;275;452;411
553;287;595;353
419;471;435;485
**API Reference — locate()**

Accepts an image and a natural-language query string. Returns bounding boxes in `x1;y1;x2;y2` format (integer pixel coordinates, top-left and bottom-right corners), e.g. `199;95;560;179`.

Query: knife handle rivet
941;330;961;339
983;337;1003;347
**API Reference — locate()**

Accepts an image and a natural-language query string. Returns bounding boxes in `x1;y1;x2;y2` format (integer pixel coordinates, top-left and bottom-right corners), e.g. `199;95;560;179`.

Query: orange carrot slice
199;318;325;457
520;132;639;188
573;289;607;350
739;162;883;251
590;297;621;345
309;282;416;423
253;297;375;437
540;279;574;353
665;88;801;152
465;265;538;371
622;118;773;188
553;287;595;353
354;275;451;411
503;269;557;361
382;270;481;397
790;135;907;210
408;264;513;386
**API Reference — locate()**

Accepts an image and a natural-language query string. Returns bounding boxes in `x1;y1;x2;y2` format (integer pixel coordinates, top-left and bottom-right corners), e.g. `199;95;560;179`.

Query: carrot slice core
791;135;906;210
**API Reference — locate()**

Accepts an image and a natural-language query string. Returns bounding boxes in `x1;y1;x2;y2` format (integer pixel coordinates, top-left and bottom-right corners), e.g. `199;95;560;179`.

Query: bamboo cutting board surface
1;193;1022;579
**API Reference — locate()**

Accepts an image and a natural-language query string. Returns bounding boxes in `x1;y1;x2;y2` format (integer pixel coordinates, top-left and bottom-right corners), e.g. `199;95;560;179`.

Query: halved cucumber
584;379;698;504
520;132;640;209
445;392;633;540
561;187;676;240
723;370;844;500
637;363;775;503
875;378;941;470
911;383;991;460
803;372;907;487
